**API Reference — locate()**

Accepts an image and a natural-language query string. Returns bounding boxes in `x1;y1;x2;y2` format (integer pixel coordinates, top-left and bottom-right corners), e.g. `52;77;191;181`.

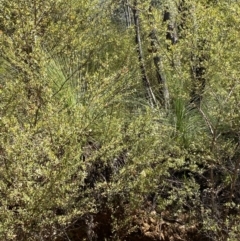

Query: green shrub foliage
0;0;240;240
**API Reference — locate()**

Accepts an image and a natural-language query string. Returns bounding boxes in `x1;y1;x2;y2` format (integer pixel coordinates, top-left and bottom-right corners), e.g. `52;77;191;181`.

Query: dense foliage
0;0;240;240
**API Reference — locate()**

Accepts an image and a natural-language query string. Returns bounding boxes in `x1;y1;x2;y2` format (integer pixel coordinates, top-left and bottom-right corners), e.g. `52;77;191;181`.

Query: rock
142;223;150;232
150;210;156;216
149;217;157;225
145;231;155;239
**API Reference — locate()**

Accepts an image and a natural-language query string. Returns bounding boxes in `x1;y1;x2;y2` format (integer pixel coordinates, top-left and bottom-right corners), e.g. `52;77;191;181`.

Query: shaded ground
56;208;212;241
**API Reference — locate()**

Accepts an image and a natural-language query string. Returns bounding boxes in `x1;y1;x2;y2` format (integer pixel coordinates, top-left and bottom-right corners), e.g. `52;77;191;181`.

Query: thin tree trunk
132;0;157;107
123;0;132;28
190;52;206;108
163;3;180;70
189;4;206;108
163;8;178;45
164;0;206;108
148;6;170;110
